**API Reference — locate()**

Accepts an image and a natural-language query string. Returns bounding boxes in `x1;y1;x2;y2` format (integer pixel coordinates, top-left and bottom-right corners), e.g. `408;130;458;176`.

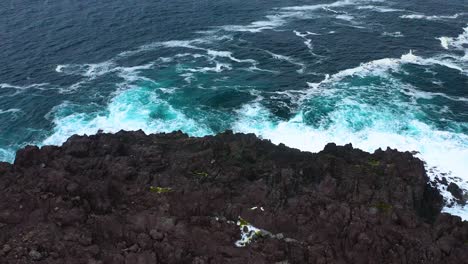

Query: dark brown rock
0;131;465;264
448;182;466;205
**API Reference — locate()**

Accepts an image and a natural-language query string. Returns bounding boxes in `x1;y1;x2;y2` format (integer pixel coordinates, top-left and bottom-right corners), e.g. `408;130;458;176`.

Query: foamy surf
437;25;468;51
42;87;213;147
0;148;15;164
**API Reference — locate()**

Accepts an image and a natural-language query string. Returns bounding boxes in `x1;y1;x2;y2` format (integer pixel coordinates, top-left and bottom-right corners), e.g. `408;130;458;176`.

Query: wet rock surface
0;130;467;264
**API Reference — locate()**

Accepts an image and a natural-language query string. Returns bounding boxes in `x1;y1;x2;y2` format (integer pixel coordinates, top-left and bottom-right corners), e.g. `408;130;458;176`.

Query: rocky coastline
0;130;467;263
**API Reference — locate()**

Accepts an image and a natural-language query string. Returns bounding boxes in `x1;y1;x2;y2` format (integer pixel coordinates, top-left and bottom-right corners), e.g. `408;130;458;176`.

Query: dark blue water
0;0;467;217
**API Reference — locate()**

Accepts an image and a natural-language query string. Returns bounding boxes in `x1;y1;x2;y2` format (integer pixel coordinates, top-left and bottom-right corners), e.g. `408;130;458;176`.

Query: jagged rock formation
0;130;467;264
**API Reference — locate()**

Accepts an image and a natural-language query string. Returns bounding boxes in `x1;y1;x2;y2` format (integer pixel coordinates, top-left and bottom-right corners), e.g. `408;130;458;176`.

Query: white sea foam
115;63;155;83
0;108;21;115
0;83;50;90
43;87;212;146
180;73;195;84
437;37;451;49
305;51;466;90
282;0;355;11
336;14;354;21
56;61;117;78
265;51;306;74
305;51;468;103
402;51;466;73
382;31;404;38
0;148;15;163
400;13;464;21
55;65;65;73
293;30;320;37
247;65;279;74
220;15;288;33
322;7;340;14
400;85;468;102
302;51;468;110
0;83;55;96
433;26;468;78
206;49;257;64
437;25;468;51
220;0;358;33
186;62;232;73
356;5;405;12
58;45;257;86
55;61;156;92
443;206;468;221
116;35;235;58
293;30;317;51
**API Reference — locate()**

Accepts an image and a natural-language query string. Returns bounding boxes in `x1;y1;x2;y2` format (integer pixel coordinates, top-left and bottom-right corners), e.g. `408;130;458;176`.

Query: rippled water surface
0;0;467;217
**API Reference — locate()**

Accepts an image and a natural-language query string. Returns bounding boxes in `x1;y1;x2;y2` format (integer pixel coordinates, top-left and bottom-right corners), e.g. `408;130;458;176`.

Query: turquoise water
0;0;467;217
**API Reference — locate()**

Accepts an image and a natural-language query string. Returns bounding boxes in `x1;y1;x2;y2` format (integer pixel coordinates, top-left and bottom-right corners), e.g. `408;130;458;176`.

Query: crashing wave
437;25;468;51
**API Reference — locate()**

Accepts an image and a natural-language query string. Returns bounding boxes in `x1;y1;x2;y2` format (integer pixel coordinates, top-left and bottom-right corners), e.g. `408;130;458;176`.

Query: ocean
0;0;467;218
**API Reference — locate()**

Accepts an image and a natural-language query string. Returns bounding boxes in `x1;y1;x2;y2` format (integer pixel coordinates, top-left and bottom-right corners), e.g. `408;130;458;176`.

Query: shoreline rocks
0;130;467;263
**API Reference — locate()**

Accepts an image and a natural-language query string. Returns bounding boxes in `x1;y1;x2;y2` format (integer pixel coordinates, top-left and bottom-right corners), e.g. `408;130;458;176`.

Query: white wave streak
185;62;232;73
293;30;317;53
400;13;465;21
55;61;156;84
305;51;466;95
382;32;404;38
356;5;405;13
0;83;50;90
55;61;117;78
437;25;468;51
117;36;226;58
264;50;306;74
206;50;256;64
220;0;358;33
293;30;320;37
0;108;21;114
180;49;259;73
336;14;354;21
281;0;356;11
58;40;260;77
400;86;468;102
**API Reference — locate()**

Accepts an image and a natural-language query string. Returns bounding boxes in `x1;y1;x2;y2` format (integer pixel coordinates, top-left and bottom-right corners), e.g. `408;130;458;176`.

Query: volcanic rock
0;130;466;263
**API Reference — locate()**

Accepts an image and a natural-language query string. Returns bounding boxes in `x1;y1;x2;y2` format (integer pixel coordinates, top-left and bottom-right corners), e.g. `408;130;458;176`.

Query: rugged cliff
0;131;467;264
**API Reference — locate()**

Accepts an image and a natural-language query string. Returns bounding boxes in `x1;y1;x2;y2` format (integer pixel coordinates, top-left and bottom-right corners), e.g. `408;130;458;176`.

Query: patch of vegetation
367;159;381;167
149;186;173;193
375;202;392;213
192;171;209;177
238;216;249;227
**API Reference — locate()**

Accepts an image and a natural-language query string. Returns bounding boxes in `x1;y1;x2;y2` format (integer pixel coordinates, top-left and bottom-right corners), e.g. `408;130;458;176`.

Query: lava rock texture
0;130;467;264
